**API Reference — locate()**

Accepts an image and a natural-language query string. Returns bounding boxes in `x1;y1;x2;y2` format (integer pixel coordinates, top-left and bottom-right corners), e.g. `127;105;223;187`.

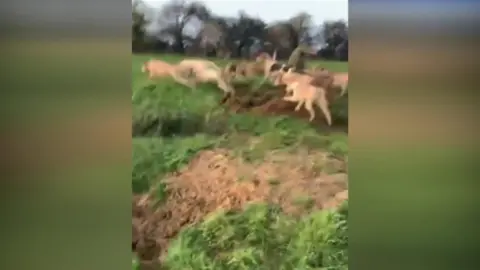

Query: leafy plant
165;202;348;269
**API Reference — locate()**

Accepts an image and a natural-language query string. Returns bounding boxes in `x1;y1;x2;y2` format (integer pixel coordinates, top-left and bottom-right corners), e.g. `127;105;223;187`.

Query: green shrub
165;202;348;270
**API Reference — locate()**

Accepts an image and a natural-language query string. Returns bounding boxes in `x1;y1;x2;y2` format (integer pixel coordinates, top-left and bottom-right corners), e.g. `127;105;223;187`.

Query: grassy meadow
132;53;349;269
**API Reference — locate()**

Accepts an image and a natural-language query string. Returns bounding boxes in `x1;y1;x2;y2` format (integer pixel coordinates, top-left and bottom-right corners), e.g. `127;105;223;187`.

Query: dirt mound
224;83;347;128
132;195;162;270
132;149;348;267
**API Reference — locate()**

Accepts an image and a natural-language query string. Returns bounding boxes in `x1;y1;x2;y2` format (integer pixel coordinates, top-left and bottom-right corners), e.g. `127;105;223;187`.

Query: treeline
132;0;348;61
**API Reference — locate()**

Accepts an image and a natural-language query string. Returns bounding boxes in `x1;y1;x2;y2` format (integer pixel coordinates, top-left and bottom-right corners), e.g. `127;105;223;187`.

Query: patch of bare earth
133;148;348;267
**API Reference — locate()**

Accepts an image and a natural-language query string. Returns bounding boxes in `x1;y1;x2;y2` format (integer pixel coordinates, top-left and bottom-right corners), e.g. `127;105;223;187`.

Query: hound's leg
183;69;198;90
285;85;303;111
283;95;304;114
304;99;316;122
283;86;301;102
217;79;235;101
171;73;196;90
339;84;348;97
294;100;304;111
315;91;332;126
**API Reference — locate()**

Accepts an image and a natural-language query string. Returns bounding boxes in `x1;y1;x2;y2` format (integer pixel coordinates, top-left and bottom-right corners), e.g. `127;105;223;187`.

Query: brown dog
142;58;236;102
223;51;282;89
223;61;263;81
254;50;285;89
177;59;235;94
141;59;196;89
332;72;349;97
275;65;336;103
273;66;333;125
307;67;349;97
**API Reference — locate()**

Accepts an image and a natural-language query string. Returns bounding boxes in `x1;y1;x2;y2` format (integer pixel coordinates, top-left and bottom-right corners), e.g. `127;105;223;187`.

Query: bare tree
133;1;348;60
318;20;349;60
199;18;224;56
199;11;266;58
231;11;266;58
132;0;150;52
288;12;314;45
322;20;348;45
265;22;299;59
156;0;211;53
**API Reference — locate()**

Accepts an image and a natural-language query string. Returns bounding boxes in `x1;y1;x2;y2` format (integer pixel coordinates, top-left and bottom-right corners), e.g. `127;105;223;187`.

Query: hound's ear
228;63;237;71
269;63;282;72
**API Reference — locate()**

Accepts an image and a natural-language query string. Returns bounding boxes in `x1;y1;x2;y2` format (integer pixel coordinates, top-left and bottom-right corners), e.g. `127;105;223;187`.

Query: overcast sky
143;0;348;24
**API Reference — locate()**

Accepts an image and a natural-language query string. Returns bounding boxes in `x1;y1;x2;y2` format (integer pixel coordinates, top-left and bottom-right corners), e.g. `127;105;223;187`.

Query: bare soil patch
132;148;348;267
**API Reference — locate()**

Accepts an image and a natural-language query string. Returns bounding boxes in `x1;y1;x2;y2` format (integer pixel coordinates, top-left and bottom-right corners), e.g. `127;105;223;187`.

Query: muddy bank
222;82;348;129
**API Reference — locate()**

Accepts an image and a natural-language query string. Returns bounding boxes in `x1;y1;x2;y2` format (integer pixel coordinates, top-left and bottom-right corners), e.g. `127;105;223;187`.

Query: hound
222;51;282;89
275;65;335;101
222;61;263;81
222;51;278;80
141;58;235;102
141;59;196;89
307;67;349;97
273;66;333;126
176;59;236;100
253;50;285;89
332;72;349;97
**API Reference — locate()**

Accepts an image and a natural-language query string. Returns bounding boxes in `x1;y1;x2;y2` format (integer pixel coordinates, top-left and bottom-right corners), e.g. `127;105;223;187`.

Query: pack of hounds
141;49;349;126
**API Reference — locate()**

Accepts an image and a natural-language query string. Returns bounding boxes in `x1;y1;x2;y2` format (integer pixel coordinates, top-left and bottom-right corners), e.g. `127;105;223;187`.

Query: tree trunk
236;43;244;59
173;31;184;53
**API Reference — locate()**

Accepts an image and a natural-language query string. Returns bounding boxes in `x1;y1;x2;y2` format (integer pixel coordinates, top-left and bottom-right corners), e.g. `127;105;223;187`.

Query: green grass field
132;54;349;270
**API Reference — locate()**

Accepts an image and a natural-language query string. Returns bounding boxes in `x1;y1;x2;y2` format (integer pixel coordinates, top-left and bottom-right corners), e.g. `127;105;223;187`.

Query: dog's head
255;53;268;62
227;63;237;72
255;50;277;62
269;63;283;72
221;62;238;82
141;59;155;73
272;64;288;85
279;64;295;73
272;64;296;85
